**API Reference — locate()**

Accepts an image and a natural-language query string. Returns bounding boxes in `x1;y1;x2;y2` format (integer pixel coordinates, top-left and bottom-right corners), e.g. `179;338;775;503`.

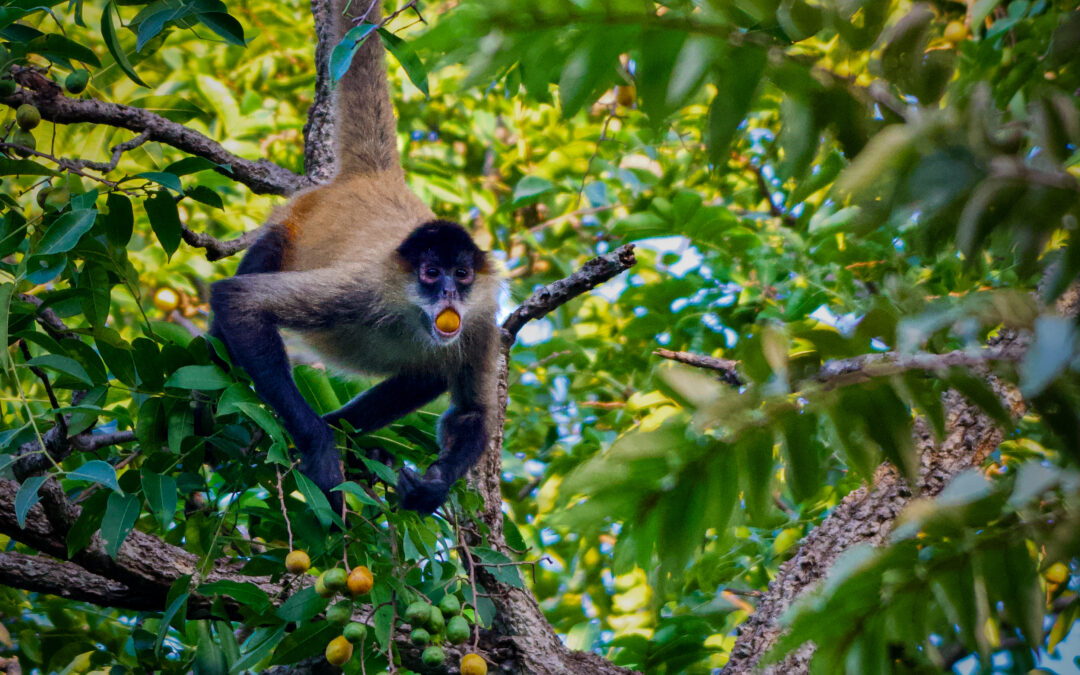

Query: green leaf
706;45;767;164
199;580;272;614
0;282;12;369
105;192;134;246
136;171;183;193
15;476;48;528
101;1;148;87
144;190;182;259
1020;316;1077;398
35;208;97;256
185;185;224;209
100;492;140;558
275;585;327;623
154;590;189;656
512;176;555;206
330;23;377;82
780;412;822;502
67;460;119;491
378;28;427;96
25;354;92;386
231;626;285;674
470;546;524;589
27;32;101;67
293;471;336;529
971;0;1003;30
165;156;217;176
269;620;337;665
0;158;57;177
140;468;177;528
196;11;246;46
164;364;231;390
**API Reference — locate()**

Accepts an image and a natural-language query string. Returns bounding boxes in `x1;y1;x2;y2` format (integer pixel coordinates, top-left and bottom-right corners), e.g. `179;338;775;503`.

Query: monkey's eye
420;266;441;283
454;267;473;283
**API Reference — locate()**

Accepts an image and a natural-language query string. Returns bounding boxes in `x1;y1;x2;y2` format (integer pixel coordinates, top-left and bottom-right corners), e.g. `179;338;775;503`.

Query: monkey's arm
325;373;447;432
210;267;370;513
398;362;493;514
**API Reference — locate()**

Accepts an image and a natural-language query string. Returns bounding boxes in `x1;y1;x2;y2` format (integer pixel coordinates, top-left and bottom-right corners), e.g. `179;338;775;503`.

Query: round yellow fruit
944;20;967;44
153;288;180;312
325;635;353;666
436;308;461;333
1044;562;1069;585
461;653;487;675
348;565;374;595
285;550;310;574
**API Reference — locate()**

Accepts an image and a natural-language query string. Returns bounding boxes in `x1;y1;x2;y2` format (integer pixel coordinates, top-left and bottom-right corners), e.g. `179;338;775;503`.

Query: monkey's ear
473;249;489;273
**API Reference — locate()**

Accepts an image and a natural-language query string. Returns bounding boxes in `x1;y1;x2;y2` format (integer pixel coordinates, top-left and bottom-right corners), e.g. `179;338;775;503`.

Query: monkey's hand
398;465;450;515
297;424;345;516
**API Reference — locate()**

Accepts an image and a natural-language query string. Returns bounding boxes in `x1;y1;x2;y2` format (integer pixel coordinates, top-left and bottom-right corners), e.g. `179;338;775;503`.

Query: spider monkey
208;0;499;515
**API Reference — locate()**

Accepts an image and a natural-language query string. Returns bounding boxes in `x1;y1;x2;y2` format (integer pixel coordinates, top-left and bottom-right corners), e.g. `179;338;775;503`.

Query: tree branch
181;224;268;262
653;348;743;386
303;0;339;183
501;244;637;342
0;551;158;611
1;76;303;196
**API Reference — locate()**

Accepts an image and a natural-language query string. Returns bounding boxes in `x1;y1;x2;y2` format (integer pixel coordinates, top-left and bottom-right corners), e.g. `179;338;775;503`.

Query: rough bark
1;76;303;196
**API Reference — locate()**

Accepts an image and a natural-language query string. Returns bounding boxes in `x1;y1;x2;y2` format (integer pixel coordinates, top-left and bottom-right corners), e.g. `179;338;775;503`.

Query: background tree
1;1;1079;674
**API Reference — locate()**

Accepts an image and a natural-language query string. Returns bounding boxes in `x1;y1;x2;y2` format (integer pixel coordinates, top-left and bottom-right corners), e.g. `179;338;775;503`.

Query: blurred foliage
1;0;1080;673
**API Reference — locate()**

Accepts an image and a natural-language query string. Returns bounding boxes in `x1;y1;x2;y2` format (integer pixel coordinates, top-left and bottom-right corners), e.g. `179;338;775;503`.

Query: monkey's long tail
332;0;400;177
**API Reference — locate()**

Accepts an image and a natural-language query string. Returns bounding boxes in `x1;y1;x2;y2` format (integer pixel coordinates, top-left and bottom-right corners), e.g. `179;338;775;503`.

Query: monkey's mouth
433;308;462;340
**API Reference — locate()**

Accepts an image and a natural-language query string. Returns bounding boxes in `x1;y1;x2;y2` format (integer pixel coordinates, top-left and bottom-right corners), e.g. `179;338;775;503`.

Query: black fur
396;220;486;272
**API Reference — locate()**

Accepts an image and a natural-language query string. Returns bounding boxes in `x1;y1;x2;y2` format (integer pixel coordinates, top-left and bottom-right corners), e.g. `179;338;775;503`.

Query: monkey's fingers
398;467;449;515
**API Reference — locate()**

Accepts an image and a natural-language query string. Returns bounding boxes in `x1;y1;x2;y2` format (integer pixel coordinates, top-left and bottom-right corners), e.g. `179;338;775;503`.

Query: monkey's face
396;220;487;345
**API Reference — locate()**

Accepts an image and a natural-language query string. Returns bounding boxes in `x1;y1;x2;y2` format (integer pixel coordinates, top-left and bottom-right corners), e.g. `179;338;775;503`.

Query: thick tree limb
0;551;157;611
1;81;303;196
456;247;640;675
302;0;339;183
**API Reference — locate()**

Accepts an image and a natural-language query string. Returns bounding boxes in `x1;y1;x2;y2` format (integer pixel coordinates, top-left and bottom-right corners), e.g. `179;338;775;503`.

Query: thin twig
654;348;743;387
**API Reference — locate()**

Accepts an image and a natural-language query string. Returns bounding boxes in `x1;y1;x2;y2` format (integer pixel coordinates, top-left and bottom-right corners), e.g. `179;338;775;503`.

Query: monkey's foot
398;467;449;515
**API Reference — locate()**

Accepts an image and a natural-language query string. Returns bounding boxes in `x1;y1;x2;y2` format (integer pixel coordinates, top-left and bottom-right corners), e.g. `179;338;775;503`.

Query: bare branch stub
501;244;637;343
181;224;268;261
654;348;743;387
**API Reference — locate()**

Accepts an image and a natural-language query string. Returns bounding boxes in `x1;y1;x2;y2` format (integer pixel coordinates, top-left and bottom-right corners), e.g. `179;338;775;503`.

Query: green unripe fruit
326;600;353;625
65;70;89;94
0;79;15;97
446;615;470;645
11;128;35;156
323;567;348;592
15;103;40;130
427;605;445;633
410;627;431;645
438;594;461;616
404;600;430;625
43;186;68;211
314;575;334;598
421;646;445;667
343;622;368;643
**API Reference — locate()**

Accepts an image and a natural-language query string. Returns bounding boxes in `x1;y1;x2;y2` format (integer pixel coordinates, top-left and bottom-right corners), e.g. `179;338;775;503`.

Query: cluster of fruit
3;70;89;157
284;550;486;673
403;595;485;673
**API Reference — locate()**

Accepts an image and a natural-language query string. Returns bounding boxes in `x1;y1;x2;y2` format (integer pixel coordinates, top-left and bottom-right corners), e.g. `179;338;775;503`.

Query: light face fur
206;0;501;515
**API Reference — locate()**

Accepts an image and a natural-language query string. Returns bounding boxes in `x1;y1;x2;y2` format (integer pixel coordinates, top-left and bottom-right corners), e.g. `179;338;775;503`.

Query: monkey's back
280;170;435;272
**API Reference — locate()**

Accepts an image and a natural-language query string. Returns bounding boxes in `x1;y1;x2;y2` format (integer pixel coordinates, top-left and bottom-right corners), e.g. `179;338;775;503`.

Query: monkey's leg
210;267;365;514
398;405;488;515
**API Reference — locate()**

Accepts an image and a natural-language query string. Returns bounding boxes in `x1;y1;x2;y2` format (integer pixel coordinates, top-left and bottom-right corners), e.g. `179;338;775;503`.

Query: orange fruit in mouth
436;309;461;333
